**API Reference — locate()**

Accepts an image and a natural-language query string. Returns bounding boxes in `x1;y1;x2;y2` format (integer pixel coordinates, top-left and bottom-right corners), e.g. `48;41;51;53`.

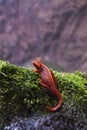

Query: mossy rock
0;60;87;129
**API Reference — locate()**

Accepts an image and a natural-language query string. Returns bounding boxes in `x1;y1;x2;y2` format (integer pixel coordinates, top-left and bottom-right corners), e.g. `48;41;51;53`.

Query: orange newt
32;58;63;111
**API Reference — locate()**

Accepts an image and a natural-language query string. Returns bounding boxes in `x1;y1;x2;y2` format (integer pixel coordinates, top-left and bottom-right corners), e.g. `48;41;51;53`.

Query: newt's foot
32;69;39;73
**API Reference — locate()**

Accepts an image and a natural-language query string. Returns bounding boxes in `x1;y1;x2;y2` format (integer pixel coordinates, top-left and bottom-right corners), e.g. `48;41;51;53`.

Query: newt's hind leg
40;80;49;89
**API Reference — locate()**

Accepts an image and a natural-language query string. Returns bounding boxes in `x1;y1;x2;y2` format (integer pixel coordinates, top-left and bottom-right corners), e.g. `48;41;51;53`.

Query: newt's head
32;57;42;69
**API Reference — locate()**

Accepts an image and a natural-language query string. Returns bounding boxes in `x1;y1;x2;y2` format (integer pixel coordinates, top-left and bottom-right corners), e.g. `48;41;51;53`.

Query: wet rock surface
4;111;87;130
0;0;87;72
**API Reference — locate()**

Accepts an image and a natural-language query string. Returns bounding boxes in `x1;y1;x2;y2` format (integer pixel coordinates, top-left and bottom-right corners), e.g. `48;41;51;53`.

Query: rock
0;60;87;129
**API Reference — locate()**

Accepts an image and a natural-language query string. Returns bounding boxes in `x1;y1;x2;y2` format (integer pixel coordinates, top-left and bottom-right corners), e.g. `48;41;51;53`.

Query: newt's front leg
33;69;39;73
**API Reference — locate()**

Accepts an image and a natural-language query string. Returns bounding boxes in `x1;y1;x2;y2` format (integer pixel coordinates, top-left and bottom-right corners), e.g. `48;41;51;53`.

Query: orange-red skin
32;58;63;111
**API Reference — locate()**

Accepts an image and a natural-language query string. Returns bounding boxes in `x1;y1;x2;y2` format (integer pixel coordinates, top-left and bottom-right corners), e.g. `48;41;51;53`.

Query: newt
32;57;63;111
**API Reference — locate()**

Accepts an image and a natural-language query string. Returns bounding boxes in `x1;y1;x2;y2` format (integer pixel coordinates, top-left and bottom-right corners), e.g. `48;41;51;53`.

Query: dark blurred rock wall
0;0;87;72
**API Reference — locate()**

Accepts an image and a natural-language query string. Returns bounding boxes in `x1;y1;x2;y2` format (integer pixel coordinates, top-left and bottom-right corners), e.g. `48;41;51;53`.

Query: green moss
0;60;48;126
54;71;87;103
0;60;87;128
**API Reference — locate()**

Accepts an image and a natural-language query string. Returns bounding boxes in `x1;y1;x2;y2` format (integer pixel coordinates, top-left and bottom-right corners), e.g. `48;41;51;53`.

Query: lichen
0;60;87;128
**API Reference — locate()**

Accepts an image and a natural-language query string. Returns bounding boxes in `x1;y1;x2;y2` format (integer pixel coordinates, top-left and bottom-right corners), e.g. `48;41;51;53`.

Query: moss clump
0;60;48;127
0;60;87;128
54;71;87;109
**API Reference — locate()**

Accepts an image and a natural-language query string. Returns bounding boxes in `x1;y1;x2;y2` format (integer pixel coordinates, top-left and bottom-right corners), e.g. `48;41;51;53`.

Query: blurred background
0;0;87;72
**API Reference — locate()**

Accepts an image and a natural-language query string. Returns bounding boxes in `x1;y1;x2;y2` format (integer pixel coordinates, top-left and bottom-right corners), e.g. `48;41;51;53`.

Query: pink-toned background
0;0;87;72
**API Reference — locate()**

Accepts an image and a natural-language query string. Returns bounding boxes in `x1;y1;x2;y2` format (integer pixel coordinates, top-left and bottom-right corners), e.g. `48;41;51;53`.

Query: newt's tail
47;89;63;111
